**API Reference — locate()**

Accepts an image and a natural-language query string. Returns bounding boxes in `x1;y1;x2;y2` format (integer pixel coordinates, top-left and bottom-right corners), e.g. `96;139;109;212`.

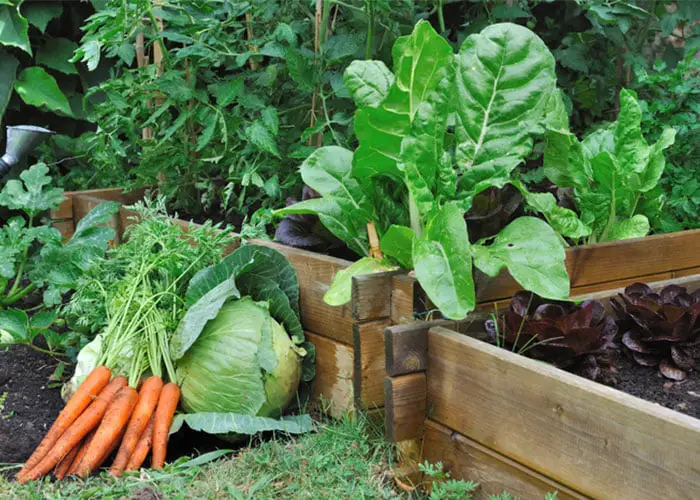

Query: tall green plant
277;21;571;319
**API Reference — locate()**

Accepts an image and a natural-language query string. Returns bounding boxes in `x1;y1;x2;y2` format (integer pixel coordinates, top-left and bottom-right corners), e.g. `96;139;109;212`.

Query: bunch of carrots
17;367;180;483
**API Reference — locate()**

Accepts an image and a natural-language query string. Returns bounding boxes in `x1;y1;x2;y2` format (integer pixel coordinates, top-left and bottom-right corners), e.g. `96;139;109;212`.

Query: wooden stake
367;221;382;259
245;13;260;71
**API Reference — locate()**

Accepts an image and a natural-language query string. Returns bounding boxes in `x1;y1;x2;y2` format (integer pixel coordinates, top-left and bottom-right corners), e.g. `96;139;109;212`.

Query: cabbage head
176;297;303;420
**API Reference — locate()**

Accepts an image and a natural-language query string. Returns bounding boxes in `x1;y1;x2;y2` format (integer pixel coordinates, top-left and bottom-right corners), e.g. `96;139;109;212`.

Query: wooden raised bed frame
384;275;700;499
52;189;700;423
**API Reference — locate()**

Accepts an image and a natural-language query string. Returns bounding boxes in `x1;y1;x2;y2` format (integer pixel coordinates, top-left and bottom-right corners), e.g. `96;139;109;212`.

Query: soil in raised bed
611;354;700;420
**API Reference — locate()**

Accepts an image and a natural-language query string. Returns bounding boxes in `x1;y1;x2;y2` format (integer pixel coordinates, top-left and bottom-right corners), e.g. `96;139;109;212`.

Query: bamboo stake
136;32;153;141
245;13;260;71
367;221;382;259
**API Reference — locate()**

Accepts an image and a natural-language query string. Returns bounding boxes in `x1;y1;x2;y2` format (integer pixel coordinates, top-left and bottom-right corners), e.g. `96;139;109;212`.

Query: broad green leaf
581;125;615;157
22;2;62;33
37;38;78;75
352;92;409;181
614;89;648;173
0;308;28;341
171;277;240;360
514;182;591;239
473;217;569;301
0;3;30;54
170;412;313;436
323;257;397;306
543;129;589;190
395;21;454;217
275;198;369;257
285;48;313;92
454;161;512;211
299;146;372;223
324;34;361;62
0;163;65;216
608;214;649;241
0;50;18;117
590;151;635;212
344;60;395;108
638;127;676;192
380;225;415;269
14;67;72;116
544;88;569;130
28;310;55;331
455;23;555;173
413;203;474;320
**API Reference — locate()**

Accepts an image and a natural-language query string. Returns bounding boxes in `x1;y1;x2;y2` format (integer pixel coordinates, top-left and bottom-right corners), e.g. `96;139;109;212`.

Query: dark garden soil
611;354;700;419
0;344;64;467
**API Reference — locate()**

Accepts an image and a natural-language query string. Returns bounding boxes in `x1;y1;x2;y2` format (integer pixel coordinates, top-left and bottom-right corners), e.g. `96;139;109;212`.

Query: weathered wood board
427;325;700;499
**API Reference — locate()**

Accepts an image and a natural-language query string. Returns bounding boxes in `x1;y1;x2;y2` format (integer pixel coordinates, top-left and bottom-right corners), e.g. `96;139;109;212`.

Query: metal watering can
0;125;55;178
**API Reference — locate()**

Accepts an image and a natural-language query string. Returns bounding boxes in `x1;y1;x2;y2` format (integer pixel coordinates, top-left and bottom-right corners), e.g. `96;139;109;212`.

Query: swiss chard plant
276;21;571;319
541;88;676;244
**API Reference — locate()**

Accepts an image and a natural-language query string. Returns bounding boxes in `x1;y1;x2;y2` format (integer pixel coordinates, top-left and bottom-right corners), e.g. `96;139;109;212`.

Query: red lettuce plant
611;283;700;380
485;292;618;381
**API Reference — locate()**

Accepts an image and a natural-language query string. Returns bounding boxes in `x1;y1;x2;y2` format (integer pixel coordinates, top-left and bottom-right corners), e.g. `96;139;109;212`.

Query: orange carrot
124;413;155;471
151;383;180;469
92;425;127;472
75;386;138;478
66;430;96;477
17;366;111;480
19;376;127;483
110;376;163;477
53;445;78;480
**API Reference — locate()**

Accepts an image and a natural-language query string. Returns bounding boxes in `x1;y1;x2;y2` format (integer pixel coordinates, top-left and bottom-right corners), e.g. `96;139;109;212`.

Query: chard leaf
543;129;589;190
395;21;454;217
514;182;591;239
170;412;313;436
275;198;368;257
455;23;555;174
614;89;648;173
413;203;474;320
299;146;373;223
455;161;512;211
544;88;569;130
473;217;569;301
607;214;649;241
344;60;394;108
638;127;676;192
380;225;415;269
323;257;397;306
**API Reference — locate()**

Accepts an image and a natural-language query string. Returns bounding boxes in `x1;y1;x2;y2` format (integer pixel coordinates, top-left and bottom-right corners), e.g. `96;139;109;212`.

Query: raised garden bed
384;275;700;498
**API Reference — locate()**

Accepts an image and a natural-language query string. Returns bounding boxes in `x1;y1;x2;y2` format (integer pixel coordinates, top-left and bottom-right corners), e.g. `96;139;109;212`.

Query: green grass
0;413;403;500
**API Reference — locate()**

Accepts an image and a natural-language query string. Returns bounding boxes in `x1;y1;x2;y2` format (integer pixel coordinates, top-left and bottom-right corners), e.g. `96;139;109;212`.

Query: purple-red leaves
611;283;700;380
485;291;618;381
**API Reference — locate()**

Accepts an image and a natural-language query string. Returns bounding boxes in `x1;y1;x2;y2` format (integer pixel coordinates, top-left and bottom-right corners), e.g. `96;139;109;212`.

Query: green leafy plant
540;88;676;243
0;163;119;308
419;460;478;500
276;21;570;319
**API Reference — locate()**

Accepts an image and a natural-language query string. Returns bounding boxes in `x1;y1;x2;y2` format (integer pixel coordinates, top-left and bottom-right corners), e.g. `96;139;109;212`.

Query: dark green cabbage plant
276;21;579;319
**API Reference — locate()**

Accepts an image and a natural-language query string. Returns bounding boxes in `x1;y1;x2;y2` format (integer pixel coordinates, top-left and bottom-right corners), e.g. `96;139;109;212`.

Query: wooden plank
50;196;73;220
391;274;418;324
305;331;354;419
385;320;455;377
352;272;395;321
427;326;700;499
353;319;392;408
422;420;585;500
53;220;74;241
384;374;426;442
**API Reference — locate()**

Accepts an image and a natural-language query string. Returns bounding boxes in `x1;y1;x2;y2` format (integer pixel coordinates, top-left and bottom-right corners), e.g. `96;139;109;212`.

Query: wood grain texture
422;420;585;500
427;326;700;499
305;331;354;419
384;374;426;443
353;319;392;408
53;220;74;240
352;272;395;321
391;274;418;324
384;320;455;377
